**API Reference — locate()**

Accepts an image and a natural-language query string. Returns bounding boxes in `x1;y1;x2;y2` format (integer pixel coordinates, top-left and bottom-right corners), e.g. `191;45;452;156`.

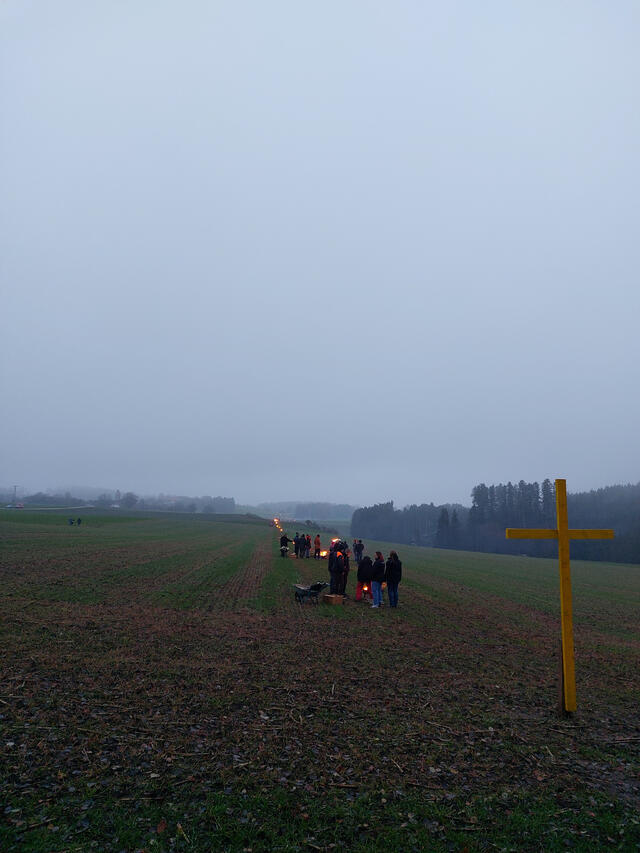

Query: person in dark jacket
328;545;344;594
279;533;293;557
385;550;402;607
340;549;350;596
370;551;386;608
356;554;373;601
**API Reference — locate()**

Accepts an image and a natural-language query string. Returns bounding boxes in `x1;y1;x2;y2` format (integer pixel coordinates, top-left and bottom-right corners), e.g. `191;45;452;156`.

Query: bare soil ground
1;516;638;851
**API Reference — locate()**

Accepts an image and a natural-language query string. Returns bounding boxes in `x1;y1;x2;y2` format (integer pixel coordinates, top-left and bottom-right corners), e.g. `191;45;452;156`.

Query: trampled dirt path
214;540;273;606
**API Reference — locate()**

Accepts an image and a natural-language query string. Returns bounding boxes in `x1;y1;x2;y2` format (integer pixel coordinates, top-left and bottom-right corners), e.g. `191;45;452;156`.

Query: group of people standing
284;532;323;559
280;531;403;608
355;549;402;608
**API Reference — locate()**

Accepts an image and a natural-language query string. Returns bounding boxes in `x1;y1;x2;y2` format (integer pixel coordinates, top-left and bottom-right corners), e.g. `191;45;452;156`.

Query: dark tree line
351;501;468;547
351;480;640;564
293;502;357;521
6;490;237;515
465;479;640;562
139;495;236;514
22;491;87;507
254;501;358;521
565;483;640;563
465;479;557;556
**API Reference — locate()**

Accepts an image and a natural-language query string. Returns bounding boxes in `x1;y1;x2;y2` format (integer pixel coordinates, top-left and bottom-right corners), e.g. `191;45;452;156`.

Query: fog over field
2;2;639;507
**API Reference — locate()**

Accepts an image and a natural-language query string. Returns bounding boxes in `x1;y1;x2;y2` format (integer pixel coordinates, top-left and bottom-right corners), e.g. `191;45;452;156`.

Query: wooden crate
323;594;344;605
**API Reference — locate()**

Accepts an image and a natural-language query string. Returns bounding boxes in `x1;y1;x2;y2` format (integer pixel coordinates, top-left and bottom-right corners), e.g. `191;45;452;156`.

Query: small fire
320;550;328;558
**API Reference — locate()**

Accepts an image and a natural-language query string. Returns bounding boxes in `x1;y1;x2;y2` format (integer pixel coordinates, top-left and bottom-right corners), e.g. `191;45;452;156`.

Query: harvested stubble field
1;511;639;852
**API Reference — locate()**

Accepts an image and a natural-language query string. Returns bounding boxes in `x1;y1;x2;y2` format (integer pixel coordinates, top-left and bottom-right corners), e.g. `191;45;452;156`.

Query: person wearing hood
385;550;402;607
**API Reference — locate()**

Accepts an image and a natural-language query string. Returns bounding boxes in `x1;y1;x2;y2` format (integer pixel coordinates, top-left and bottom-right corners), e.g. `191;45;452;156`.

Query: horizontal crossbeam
567;529;615;540
506;528;614;540
506;528;556;539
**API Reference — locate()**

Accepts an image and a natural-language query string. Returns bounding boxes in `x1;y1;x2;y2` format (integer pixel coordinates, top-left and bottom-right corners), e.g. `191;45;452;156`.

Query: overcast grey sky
1;1;639;507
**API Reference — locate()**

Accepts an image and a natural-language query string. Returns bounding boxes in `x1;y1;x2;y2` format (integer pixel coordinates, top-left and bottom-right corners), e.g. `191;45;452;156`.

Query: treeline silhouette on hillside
254;501;358;521
351;501;468;547
351;480;640;564
8;490;237;514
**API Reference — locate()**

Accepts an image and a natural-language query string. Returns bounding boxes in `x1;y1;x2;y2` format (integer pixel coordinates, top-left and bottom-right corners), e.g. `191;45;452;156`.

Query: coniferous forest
351;480;640;564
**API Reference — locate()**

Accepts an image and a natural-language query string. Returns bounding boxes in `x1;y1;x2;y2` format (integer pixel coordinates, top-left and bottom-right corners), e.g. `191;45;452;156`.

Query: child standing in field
385;550;402;608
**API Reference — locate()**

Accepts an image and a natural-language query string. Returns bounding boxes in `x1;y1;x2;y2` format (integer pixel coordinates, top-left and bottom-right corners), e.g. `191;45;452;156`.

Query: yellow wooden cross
505;478;614;714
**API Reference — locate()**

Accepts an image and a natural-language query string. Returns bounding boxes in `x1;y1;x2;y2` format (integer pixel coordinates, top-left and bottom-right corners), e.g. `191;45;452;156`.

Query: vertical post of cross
555;479;576;713
505;478;614;715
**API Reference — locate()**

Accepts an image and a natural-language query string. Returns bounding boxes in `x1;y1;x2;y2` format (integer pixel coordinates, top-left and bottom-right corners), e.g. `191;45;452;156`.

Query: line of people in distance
280;531;402;608
286;532;319;559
